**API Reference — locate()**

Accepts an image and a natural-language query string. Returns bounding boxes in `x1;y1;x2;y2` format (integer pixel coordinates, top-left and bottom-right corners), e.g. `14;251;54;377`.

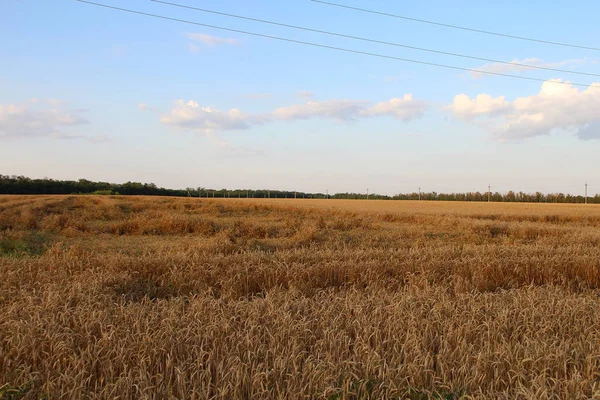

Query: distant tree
0;174;597;204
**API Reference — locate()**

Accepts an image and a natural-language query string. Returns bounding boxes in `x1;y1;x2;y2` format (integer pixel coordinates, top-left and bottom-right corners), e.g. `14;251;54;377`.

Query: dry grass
1;195;600;399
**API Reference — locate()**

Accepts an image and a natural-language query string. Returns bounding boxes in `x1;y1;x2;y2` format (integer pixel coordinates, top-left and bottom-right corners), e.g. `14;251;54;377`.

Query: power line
311;0;600;52
151;0;600;78
74;0;600;88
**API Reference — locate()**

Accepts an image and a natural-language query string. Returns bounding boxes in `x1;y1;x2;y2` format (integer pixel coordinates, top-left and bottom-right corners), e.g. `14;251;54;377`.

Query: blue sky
1;0;599;195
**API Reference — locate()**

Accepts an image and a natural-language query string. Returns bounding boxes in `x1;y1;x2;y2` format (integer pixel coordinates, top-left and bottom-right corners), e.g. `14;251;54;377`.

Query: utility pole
488;185;491;203
585;182;588;204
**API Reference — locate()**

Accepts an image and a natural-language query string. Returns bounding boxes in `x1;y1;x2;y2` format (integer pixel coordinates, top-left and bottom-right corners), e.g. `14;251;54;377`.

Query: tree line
0;175;597;204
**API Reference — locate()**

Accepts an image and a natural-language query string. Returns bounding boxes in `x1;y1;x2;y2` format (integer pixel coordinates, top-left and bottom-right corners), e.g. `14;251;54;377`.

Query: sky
1;0;599;196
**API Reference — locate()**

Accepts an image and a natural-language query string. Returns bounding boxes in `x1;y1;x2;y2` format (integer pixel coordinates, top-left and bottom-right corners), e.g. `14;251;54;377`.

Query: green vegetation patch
0;381;35;400
0;232;52;257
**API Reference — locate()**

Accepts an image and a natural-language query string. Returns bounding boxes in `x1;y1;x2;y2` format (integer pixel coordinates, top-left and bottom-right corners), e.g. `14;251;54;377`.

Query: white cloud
272;99;367;122
159;100;268;133
272;94;427;123
449;79;600;141
470;57;589;78
187;33;239;48
450;94;511;120
154;94;428;135
0;100;88;139
361;94;427;121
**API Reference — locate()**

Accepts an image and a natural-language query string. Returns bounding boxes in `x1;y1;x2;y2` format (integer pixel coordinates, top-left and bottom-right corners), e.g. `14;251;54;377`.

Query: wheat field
1;195;600;399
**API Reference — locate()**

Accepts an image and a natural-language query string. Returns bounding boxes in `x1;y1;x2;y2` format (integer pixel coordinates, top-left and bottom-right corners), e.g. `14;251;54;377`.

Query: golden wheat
1;195;600;399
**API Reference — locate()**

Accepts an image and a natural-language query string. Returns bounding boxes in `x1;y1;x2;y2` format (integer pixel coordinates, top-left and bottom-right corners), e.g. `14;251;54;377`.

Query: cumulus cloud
450;94;511;120
449;79;600;141
361;94;427;121
470;57;589;78
187;33;239;47
159;100;268;133
0;100;88;139
154;94;428;134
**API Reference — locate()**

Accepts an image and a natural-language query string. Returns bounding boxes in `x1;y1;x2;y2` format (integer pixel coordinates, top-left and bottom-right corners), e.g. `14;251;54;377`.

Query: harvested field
1;195;600;399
